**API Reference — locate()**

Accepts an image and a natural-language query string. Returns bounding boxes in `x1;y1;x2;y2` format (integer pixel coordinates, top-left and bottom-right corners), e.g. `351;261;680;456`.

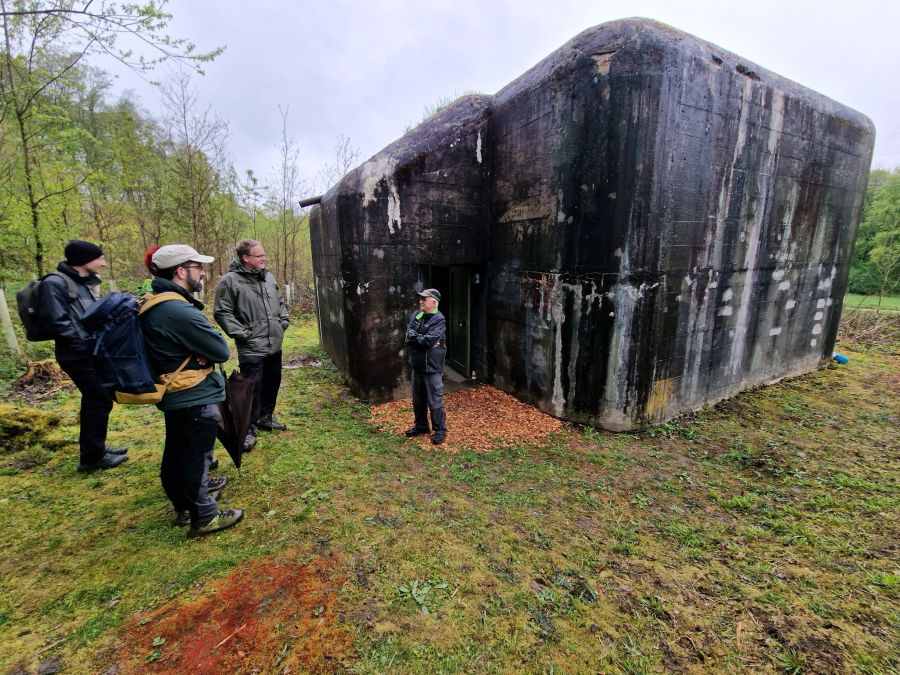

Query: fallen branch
212;623;246;650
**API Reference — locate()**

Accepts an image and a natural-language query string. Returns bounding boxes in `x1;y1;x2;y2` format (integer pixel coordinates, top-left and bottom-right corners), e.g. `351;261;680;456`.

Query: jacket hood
228;259;268;279
56;261;101;287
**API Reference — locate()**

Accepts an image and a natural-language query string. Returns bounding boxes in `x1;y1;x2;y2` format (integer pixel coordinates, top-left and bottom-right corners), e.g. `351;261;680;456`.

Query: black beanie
64;240;103;266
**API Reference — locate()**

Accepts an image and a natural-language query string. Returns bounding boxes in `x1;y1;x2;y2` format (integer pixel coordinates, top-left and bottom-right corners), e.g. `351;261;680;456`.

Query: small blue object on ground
832;352;849;364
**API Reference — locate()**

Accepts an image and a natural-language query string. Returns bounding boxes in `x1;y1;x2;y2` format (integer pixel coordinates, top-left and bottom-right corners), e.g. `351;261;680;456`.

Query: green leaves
396;578;451;615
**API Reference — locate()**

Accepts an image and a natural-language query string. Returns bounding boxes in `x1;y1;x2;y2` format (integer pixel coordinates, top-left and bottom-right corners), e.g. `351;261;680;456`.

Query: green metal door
447;266;470;376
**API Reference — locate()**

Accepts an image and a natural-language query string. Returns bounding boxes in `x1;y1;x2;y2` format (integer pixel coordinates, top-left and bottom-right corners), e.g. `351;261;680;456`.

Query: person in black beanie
38;240;128;471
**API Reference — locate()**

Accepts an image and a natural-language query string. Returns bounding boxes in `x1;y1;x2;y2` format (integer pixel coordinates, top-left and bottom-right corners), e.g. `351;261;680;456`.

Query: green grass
844;292;900;311
0;318;898;673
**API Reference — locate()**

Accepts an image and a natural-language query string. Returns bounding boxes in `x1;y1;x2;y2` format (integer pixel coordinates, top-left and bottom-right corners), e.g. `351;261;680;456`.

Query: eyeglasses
181;263;203;270
245;254;266;258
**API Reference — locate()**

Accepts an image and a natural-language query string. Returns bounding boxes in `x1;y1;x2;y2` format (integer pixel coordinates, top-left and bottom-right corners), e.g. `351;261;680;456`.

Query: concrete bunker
309;18;874;431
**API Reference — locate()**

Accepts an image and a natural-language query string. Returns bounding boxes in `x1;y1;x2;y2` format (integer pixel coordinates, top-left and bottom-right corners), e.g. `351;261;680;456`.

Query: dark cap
64;240;103;266
417;288;441;302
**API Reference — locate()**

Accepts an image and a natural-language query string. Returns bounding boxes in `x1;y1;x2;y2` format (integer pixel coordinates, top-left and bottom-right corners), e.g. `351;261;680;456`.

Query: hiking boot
431;432;447;445
257;415;286;431
207;476;228;493
188;509;245;538
209;457;219;471
404;427;430;437
242;429;257;452
174;490;222;527
77;452;128;472
105;445;128;456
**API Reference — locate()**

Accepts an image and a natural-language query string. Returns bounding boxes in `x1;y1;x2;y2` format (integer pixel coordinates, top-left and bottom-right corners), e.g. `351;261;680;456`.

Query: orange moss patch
109;552;353;674
371;385;562;452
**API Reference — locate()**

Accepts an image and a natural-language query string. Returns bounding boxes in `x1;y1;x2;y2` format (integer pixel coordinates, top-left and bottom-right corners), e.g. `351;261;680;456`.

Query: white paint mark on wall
769;327;782;336
476;130;482;164
718;305;733;317
723;288;733;302
812;324;822;335
785;299;797;310
372;248;384;259
810;339;817;348
778;281;791;291
817;265;837;291
613;248;623;258
772;269;785;281
814;311;824;321
817;299;826;309
357;282;371;295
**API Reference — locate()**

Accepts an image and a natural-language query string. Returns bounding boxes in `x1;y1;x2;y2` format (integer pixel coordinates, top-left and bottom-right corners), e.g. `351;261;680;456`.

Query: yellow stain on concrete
646;378;675;418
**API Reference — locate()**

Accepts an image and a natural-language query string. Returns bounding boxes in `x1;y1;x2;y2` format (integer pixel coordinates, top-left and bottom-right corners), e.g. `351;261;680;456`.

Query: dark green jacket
140;278;230;411
213;260;289;357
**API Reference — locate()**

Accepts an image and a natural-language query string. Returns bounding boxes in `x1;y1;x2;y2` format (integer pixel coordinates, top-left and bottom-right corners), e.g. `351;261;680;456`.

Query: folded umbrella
216;366;255;469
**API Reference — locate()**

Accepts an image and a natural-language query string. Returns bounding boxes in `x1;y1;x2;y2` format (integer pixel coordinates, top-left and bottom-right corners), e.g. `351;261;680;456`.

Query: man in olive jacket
404;289;448;445
143;244;244;537
38;239;128;471
213;239;290;448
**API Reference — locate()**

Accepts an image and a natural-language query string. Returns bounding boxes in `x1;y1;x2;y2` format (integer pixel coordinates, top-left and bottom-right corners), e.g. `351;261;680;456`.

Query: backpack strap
138;291;189;315
45;272;78;301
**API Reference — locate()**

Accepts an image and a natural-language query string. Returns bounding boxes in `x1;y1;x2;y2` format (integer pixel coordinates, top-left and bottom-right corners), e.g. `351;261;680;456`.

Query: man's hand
196;356;210;366
405;328;419;342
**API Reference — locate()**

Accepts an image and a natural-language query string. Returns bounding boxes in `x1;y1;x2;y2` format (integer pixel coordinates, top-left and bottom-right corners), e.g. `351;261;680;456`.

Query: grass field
844;293;900;312
0;318;897;673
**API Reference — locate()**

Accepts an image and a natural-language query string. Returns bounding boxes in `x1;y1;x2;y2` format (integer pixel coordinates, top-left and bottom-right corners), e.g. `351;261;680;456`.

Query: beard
186;275;205;295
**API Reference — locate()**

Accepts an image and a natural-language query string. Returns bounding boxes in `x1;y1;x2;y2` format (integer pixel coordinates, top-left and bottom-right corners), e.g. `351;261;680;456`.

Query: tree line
0;1;354;311
849;168;900;298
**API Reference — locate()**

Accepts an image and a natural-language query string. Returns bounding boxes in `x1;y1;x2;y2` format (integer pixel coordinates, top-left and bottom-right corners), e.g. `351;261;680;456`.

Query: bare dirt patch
371;385;562;452
283;354;326;370
9;360;72;401
107;552;353;674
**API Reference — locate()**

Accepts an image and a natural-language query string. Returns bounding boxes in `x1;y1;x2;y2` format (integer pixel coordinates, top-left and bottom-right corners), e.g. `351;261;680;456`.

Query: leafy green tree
849;168;900;297
0;0;222;276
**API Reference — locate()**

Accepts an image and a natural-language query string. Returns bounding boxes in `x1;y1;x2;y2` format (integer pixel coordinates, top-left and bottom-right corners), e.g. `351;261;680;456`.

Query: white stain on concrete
729;83;783;377
812;324;822;335
372;248;385;259
718;305;733;316
476;130;482;164
723;288;733;302
778;281;791;291
816;299;826;309
785;299;797;310
810;339;817;348
387;183;402;234
814;311;824;321
769;327;782;336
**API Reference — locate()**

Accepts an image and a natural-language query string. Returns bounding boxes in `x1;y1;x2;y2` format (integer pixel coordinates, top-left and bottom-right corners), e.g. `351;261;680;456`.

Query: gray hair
236;239;261;259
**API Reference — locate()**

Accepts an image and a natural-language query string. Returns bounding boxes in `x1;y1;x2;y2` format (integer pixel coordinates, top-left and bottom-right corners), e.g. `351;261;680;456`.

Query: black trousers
412;370;446;433
161;404;220;527
239;350;282;424
56;350;114;465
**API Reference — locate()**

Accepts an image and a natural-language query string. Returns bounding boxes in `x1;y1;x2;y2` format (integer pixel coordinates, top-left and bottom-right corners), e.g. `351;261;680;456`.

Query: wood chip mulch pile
371;385;562;452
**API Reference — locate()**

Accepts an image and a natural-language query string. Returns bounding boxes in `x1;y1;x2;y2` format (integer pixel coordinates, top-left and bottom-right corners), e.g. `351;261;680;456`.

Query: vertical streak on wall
551;275;566;417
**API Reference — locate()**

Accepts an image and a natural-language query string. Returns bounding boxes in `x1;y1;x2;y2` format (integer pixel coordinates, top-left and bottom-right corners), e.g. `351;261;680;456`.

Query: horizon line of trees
849;168;900;298
1;1;361;312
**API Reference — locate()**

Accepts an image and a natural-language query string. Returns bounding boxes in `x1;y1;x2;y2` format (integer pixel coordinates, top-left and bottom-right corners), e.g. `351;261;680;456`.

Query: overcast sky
105;0;900;195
